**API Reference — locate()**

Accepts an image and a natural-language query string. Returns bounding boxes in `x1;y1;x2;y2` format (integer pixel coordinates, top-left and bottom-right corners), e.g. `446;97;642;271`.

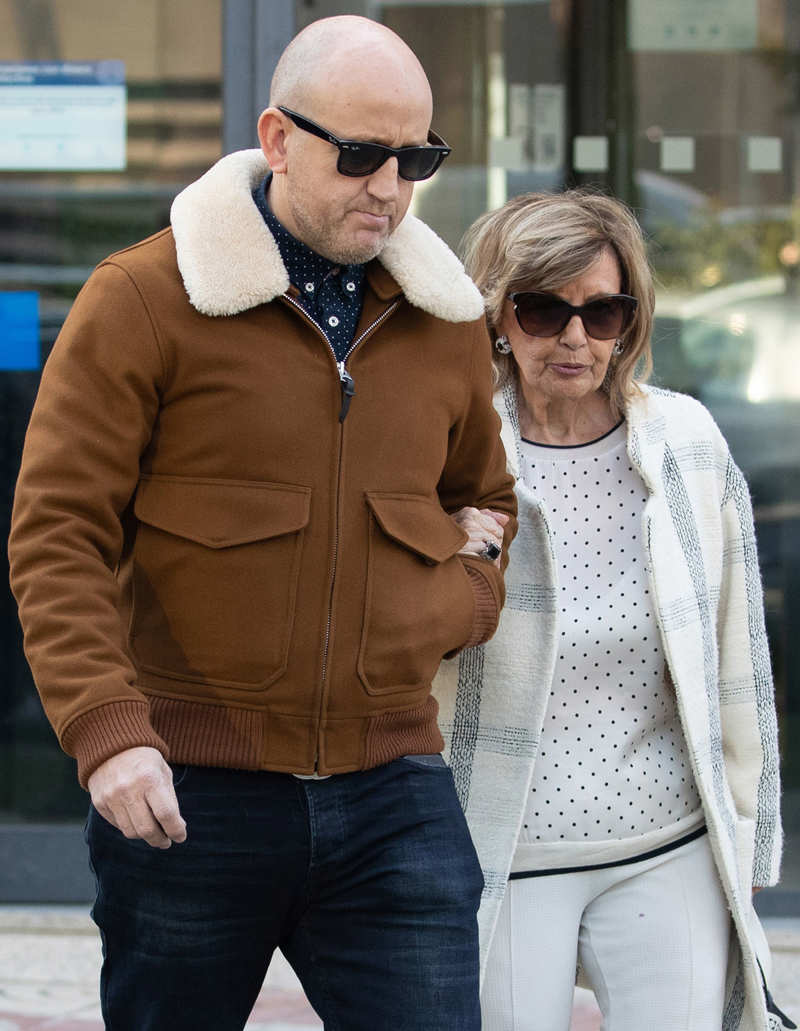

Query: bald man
9;16;516;1030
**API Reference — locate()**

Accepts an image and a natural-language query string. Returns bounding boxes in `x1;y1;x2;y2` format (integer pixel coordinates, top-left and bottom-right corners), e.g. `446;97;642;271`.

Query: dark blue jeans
86;755;483;1030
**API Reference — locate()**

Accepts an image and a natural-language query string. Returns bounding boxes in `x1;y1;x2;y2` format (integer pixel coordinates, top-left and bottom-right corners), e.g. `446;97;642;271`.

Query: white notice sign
0;61;126;170
628;0;757;51
508;83;565;173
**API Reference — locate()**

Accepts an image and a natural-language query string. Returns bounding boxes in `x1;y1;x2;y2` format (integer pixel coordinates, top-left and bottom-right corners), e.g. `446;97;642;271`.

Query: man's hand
451;507;510;568
87;746;187;849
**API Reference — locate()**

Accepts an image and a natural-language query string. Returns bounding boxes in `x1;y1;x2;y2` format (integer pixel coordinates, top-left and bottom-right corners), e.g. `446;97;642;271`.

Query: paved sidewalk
0;906;797;1030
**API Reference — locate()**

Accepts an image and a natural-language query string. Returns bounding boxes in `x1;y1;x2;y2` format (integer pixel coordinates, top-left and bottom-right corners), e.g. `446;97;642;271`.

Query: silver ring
479;539;501;561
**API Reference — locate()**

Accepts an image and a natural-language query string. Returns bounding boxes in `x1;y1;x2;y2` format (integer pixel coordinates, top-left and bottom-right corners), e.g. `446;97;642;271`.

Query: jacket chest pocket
358;492;475;696
131;476;311;690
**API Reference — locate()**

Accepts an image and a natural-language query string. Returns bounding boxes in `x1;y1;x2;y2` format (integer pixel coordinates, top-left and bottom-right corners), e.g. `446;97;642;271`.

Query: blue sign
0;292;40;370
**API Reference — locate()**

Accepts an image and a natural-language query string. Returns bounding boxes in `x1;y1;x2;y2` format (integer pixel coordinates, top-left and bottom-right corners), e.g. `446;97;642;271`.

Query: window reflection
0;0;798;900
0;0;222;822
0;0;222;349
380;0;800;900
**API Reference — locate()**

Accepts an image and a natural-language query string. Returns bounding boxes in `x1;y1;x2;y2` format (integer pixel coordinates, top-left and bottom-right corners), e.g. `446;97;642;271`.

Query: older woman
436;191;788;1031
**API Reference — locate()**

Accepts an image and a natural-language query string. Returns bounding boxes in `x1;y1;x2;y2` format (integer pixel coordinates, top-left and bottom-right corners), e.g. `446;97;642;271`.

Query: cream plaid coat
433;383;784;1030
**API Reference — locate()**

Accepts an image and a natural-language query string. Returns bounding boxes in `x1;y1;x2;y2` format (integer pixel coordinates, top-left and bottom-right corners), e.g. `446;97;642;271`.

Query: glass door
310;0;800;908
0;0;223;839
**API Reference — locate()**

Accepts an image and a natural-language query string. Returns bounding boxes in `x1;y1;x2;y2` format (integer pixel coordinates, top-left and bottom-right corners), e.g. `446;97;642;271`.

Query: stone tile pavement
0;906;796;1030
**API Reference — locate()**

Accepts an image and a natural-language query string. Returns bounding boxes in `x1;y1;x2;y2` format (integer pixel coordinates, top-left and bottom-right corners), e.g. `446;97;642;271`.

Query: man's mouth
355;211;389;223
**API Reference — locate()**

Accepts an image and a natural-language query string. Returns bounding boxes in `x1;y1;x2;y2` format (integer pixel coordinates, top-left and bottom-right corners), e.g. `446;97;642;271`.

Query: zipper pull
337;361;355;422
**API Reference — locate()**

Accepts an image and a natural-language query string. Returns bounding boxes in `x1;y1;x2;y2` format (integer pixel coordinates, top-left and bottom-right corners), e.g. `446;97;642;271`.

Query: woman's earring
495;335;512;355
612;339;624;356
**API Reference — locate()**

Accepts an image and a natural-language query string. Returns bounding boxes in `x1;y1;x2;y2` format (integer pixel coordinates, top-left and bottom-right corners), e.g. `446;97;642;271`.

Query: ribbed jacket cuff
61;700;169;788
461;559;502;647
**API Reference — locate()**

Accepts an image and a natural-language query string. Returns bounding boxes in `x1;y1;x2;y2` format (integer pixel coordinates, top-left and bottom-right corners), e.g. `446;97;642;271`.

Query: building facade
0;0;798;911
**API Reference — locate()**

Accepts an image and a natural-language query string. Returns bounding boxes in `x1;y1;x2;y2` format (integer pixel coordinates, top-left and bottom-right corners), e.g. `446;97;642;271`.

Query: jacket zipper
281;294;397;422
281;293;400;770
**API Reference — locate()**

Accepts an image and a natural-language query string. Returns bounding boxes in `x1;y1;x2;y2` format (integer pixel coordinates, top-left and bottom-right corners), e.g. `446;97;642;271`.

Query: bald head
270;16;431;118
258;16;435;264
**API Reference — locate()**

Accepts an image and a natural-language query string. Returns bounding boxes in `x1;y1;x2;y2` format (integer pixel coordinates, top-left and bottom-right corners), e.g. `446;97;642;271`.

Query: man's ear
257;107;289;172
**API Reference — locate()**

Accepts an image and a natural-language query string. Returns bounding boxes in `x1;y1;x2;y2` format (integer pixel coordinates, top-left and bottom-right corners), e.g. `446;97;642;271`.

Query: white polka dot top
517;421;702;856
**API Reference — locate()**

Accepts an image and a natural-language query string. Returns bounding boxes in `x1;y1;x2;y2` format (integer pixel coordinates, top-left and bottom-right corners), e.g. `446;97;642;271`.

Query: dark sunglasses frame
277;106;451;181
509;291;639;340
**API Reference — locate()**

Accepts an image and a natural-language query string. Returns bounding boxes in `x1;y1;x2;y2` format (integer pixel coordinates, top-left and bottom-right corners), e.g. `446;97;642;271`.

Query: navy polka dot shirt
252;174;366;362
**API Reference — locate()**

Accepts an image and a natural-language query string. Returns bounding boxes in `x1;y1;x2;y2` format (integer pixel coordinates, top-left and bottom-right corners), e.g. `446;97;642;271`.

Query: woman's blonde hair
461;190;655;417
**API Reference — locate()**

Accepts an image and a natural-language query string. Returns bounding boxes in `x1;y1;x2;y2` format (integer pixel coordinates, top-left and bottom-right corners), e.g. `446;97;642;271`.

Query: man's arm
9;263;175;829
437;320;517;647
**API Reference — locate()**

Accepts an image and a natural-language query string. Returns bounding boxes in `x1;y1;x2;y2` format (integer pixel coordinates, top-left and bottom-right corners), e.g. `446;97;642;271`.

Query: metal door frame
223;0;295;154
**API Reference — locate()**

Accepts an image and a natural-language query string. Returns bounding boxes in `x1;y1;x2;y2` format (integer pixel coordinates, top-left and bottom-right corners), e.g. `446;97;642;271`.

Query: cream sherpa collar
170;149;484;323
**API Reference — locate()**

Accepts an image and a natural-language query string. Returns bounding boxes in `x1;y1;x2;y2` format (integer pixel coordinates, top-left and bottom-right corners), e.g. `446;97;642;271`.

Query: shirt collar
252;174;364;300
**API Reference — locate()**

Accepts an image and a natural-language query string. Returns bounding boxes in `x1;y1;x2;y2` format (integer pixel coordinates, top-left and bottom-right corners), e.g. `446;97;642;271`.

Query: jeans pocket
169;762;193;789
400;753;448;770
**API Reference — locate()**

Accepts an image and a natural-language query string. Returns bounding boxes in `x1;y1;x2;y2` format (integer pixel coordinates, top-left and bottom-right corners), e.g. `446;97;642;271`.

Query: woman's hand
451;507;510;568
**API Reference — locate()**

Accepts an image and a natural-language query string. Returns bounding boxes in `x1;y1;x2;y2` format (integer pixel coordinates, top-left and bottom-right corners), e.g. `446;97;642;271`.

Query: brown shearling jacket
8;149;516;787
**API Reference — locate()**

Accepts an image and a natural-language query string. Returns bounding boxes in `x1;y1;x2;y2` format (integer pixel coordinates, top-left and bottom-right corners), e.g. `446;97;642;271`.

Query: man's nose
366;156;401;201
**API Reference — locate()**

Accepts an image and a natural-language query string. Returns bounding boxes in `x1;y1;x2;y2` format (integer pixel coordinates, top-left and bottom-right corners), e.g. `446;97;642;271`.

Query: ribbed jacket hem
64;692;445;783
364;695;443;767
150;696;266;770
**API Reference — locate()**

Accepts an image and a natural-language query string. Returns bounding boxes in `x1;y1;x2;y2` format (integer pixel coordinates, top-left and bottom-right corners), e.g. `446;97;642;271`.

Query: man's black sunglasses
278;106;451;181
509;291;638;340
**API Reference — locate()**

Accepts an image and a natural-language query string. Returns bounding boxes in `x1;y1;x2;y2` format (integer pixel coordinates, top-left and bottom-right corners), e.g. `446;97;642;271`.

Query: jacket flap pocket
365;492;468;563
134;477;311;548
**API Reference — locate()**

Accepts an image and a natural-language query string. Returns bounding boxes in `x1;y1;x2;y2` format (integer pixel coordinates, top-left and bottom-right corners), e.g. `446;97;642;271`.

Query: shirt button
345;281;356;292
304;282;315;293
328;315;340;328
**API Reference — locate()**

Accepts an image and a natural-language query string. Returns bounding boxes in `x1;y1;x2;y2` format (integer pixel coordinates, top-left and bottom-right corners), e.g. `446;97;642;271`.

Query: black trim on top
508;824;707;880
521;419;625;449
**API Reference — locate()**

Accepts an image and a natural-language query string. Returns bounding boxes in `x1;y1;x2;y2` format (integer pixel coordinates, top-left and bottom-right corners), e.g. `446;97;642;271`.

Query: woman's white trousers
481;832;731;1031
